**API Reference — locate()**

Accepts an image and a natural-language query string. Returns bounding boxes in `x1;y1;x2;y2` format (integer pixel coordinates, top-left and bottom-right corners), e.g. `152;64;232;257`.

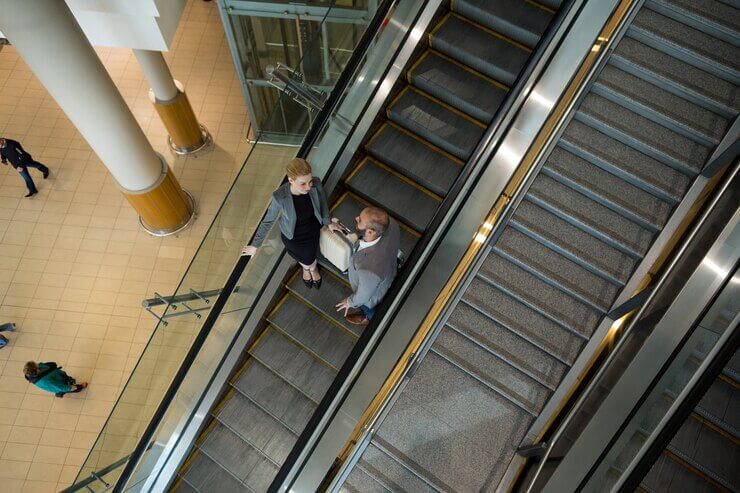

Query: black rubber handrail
107;1;398;491
267;1;580;490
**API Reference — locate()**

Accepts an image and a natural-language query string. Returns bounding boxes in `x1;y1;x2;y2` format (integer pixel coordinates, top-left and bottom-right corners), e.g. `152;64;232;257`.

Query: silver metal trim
138;190;197;237
167;124;213;156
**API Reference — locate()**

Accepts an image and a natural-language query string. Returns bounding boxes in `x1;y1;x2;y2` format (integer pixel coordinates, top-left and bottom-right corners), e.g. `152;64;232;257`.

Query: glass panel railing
67;3;391;491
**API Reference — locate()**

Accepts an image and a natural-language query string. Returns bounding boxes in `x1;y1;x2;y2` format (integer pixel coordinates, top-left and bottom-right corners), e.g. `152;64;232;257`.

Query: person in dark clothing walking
0;137;50;197
24;361;87;398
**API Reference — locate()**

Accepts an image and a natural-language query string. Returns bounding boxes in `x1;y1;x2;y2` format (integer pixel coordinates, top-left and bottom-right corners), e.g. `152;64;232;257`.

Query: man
336;206;400;326
0;137;50;197
0;322;14;349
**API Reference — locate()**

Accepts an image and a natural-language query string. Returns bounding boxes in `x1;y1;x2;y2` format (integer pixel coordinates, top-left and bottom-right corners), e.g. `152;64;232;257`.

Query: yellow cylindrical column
151;83;205;151
122;156;194;235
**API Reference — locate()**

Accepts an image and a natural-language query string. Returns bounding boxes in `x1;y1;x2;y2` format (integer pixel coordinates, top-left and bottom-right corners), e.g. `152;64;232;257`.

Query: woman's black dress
282;192;321;265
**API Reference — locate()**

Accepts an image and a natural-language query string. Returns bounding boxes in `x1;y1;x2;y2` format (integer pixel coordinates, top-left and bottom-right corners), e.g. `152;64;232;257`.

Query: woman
242;158;341;288
24;361;88;398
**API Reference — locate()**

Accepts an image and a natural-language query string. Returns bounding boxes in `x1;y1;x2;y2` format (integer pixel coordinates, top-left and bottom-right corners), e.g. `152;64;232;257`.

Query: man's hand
328;222;344;234
335;297;351;317
241;245;257;256
16;167;23;172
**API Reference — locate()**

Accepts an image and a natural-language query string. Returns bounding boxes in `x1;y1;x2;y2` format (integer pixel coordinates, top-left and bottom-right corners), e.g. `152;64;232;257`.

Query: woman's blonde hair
286;158;313;180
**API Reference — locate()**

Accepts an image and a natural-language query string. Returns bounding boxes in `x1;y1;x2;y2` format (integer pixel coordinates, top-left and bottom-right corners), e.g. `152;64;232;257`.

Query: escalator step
478;253;601;339
408;51;507;123
374;352;533;491
285;269;358;336
181;452;252;493
199;422;279;491
576;94;709;175
696;376;740;437
642;452;719;493
594;65;727;146
232;360;316;434
494;227;619;313
544;147;673;232
646;0;740;44
452;0;551;48
365;122;462;196
462;277;584;366
447;302;569;390
216;392;296;466
527;174;654;258
629;8;740;83
268;295;355;369
249;329;336;403
345;158;441;232
612;37;740;118
560;121;690;204
430;13;530;86
433;325;551;414
511;201;637;285
387;87;484;160
331;193;419;257
357;442;438;493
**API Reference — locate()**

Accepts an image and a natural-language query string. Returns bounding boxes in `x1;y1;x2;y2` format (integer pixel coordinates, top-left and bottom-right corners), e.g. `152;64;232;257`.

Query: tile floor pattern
0;2;289;491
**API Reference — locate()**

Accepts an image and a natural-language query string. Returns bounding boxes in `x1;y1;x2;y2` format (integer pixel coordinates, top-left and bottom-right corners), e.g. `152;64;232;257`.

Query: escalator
172;1;566;491
637;350;739;492
338;1;740;491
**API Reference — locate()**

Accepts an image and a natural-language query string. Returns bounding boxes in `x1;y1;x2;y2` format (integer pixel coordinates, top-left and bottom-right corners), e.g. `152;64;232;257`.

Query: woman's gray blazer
252;180;331;247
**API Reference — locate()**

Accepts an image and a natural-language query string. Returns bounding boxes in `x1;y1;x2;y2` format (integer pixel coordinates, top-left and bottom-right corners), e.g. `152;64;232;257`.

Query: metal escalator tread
629;8;740;82
373;351;534;491
408;51;507;123
527;174;654;258
342;463;394;493
543;147;673;232
647;0;740;40
430;13;530;86
387;87;484;161
284;268;358;336
433;326;551;414
345;158;441;232
612;37;740;117
365;123;461;196
494;227;619;312
447;302;569;390
462;277;584;366
452;0;551;48
249;329;336;403
642;452;718;493
331;193;418;256
593;65;728;145
199;422;279;492
576;94;709;175
215;391;296;466
560;121;691;204
479;253;601;338
268;295;355;369
668;411;739;490
181;453;252;493
696;378;740;437
232;360;316;434
357;442;438;493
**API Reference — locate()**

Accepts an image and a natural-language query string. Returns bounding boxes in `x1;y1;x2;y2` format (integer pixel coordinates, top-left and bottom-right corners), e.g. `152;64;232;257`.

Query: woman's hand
241;245;257;256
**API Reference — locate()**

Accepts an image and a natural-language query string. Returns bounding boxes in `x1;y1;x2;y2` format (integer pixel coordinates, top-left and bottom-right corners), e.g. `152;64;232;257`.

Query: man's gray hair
363;206;389;235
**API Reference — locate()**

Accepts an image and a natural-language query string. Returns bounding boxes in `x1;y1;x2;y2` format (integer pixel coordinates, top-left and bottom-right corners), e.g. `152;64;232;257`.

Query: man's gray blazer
252;180;331;247
347;218;401;309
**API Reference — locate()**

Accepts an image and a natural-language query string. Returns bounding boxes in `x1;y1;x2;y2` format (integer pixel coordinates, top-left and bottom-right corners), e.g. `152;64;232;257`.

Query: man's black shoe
43;170;49;179
25;191;37;198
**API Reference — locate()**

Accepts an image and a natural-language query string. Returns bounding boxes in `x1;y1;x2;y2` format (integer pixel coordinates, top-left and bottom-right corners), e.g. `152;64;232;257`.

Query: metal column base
138;189;197;237
168;124;212;156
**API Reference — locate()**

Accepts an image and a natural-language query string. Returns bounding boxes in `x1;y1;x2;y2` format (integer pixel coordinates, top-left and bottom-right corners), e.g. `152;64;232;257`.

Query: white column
133;49;179;102
0;0;163;192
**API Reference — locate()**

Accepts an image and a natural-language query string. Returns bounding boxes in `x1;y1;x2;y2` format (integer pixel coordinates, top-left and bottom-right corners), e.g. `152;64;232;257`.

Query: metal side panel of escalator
169;1;567;492
337;1;740;492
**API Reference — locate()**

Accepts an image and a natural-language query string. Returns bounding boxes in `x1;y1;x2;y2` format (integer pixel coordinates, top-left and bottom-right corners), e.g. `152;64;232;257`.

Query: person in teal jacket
24;361;87;398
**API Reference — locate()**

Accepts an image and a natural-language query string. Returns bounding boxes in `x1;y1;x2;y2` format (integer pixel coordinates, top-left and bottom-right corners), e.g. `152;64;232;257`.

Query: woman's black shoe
302;269;313;288
312;278;322;289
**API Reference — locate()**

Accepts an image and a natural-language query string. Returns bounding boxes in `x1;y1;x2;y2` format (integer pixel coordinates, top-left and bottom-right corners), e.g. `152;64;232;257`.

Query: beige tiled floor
0;2;288;491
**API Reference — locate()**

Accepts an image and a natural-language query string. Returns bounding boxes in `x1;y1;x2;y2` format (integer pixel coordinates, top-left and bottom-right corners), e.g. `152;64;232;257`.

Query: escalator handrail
267;1;582;490
111;1;398;490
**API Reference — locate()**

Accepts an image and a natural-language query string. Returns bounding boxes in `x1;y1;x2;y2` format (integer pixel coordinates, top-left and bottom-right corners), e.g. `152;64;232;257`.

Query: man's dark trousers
19;161;48;194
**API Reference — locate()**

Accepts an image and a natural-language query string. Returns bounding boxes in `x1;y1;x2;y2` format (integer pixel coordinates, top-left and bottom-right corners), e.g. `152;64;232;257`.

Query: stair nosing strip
645;0;740;46
476;271;591;341
445;321;558;391
371;436;450;493
284;288;360;340
459;297;574;367
247;349;323;405
664;445;736;491
430;344;540;416
265;319;342;372
691;406;740;443
194;443;260;493
353;461;400;493
492;242;612;314
212;410;289;469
